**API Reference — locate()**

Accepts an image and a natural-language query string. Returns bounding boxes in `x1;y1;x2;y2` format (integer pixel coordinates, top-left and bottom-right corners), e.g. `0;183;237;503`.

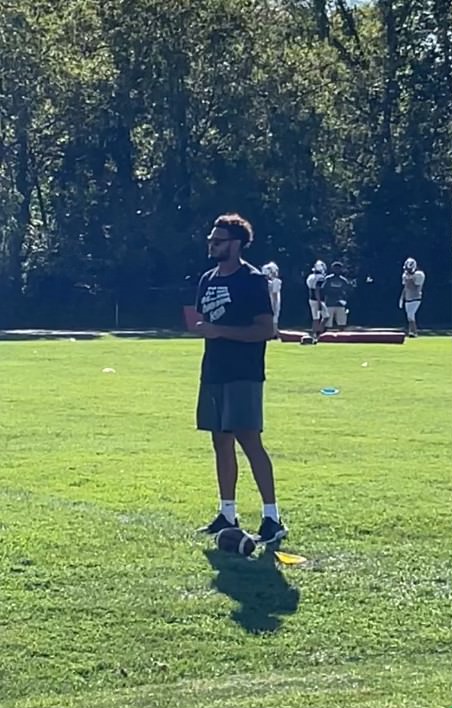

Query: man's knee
212;432;235;454
235;430;263;454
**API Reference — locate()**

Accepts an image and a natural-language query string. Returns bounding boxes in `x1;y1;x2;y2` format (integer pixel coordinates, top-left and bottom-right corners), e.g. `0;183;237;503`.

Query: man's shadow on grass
204;543;300;634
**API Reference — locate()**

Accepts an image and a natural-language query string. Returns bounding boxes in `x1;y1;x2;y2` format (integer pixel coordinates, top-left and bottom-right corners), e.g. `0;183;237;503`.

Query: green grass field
1;336;451;708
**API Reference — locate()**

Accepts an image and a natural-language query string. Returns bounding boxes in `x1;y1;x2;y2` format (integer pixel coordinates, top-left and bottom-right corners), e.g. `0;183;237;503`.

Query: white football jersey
306;272;325;290
269;277;282;294
402;270;425;301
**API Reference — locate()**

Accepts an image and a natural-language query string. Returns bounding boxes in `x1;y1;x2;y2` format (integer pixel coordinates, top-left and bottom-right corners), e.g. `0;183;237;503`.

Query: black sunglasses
207;236;236;245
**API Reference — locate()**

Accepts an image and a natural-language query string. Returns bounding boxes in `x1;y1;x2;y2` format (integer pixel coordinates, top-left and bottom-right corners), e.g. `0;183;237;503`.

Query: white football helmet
262;261;279;278
313;260;327;275
404;257;417;273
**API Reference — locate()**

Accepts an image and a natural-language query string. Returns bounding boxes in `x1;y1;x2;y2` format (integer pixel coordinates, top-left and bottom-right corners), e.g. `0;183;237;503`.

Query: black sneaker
255;517;288;544
197;513;239;535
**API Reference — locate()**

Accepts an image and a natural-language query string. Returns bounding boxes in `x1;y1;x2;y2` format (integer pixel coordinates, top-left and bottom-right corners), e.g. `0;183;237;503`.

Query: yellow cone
274;551;307;566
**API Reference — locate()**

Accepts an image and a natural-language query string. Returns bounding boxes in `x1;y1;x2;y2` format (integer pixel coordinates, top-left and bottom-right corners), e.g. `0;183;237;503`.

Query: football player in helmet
306;260;329;343
262;261;282;333
399;257;426;337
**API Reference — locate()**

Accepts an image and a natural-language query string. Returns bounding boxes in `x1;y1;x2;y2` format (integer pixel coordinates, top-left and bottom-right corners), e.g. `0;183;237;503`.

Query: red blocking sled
279;330;405;344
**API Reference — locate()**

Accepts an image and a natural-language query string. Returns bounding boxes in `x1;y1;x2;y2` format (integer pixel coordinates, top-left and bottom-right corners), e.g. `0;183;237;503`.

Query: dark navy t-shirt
196;262;273;384
323;274;350;306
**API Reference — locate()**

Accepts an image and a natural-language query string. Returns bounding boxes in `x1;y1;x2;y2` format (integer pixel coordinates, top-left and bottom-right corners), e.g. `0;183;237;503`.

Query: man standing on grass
306;260;329;343
262;261;282;332
195;213;287;544
324;261;351;331
399;257;425;338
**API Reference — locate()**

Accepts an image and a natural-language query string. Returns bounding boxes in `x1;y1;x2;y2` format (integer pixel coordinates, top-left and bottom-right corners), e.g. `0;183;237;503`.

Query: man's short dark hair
331;261;343;269
214;213;254;248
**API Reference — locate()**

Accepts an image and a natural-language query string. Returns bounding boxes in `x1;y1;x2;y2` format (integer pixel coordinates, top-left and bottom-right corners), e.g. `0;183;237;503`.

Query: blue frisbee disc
320;387;340;396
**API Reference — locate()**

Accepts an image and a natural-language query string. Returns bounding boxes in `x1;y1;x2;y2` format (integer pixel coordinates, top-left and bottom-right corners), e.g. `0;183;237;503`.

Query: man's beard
209;245;231;262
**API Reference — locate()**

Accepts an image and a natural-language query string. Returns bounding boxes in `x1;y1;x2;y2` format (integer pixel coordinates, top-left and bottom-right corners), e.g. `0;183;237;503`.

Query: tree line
1;0;451;328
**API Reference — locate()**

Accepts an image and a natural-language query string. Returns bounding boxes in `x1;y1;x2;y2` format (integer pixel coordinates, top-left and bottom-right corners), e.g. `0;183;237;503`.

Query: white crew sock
220;500;236;524
263;503;279;522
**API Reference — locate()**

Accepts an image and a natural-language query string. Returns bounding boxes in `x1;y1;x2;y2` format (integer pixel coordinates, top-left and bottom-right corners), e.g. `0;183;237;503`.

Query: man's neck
217;258;242;276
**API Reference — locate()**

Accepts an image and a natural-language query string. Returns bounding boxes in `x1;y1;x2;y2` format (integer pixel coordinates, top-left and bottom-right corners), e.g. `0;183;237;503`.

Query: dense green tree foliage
1;0;450;326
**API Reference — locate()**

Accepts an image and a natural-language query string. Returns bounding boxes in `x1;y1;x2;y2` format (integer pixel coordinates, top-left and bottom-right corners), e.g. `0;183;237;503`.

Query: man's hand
196;314;273;342
195;321;221;339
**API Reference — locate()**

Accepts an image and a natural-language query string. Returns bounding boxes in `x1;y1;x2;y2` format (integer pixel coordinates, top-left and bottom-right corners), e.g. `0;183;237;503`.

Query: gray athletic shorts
196;381;264;433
